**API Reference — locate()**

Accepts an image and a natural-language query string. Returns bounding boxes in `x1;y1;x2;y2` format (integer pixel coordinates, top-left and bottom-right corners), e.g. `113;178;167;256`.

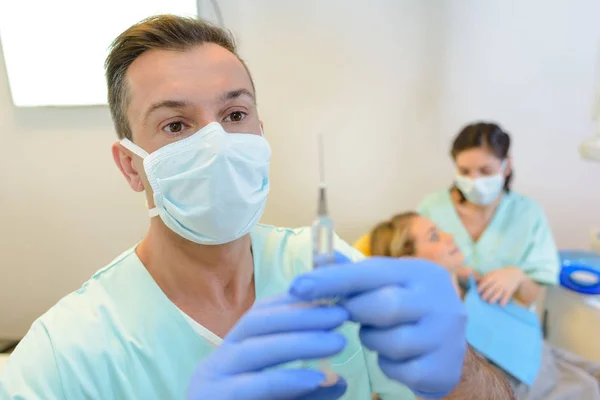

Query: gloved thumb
333;251;352;265
314;251;352;269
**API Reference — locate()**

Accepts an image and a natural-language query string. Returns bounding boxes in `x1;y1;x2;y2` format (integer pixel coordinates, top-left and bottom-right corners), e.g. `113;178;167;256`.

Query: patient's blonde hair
370;212;419;257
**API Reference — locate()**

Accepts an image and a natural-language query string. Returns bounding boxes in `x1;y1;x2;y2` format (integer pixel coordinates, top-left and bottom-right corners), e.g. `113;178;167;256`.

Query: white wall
0;0;598;338
0;73;148;338
228;0;449;239
437;0;600;249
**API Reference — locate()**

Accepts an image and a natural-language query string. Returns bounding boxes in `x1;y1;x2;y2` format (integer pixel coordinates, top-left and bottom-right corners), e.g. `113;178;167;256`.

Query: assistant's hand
478;267;525;306
187;294;349;400
289;255;467;399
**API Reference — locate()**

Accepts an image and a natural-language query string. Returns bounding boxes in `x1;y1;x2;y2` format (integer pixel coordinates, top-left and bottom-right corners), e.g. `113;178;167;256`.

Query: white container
544;285;600;362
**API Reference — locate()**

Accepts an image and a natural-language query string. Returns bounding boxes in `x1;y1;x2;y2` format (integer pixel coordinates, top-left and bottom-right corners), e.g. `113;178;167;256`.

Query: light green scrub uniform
0;224;415;400
418;190;559;285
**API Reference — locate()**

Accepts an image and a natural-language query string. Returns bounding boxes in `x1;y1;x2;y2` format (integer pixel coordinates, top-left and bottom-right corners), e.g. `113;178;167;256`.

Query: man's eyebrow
144;100;191;122
220;88;255;103
143;89;254;122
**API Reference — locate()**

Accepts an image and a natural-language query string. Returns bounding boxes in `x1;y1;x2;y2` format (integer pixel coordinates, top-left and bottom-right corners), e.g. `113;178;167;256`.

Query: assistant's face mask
120;122;271;245
454;161;507;206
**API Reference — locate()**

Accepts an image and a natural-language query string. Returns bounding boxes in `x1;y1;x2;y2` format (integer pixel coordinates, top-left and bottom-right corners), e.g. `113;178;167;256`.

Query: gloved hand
289;254;468;399
187;294;349;400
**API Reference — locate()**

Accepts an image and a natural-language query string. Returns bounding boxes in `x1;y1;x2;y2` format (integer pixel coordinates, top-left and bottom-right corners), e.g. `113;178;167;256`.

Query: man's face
112;43;260;204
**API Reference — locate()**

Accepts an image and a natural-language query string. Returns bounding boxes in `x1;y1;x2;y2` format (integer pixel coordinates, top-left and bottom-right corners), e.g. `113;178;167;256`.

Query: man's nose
198;119;217;131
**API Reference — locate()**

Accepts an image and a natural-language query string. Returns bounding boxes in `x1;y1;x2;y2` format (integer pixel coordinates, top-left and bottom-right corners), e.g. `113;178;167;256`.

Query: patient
369;213;462;292
368;213;600;400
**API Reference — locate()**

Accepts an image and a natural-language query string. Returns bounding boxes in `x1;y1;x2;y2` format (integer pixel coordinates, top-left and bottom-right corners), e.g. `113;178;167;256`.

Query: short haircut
105;14;254;140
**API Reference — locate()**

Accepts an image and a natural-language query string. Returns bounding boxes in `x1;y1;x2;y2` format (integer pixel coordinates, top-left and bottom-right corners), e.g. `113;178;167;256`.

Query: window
0;0;198;107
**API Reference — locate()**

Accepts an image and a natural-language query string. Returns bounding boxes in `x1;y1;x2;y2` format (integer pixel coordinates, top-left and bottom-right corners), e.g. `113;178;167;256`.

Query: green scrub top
418;190;559;285
0;224;415;400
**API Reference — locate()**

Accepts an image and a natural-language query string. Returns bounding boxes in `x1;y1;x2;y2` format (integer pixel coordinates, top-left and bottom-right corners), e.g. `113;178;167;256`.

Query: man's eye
224;111;246;122
163;121;185;134
430;233;440;242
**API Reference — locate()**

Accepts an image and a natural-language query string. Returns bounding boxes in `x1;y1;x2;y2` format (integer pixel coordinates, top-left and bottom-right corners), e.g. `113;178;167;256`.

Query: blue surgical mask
120;122;271;245
455;161;507;206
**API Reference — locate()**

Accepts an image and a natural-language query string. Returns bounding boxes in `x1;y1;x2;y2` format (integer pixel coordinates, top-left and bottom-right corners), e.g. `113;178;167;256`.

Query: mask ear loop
120;138;149;158
144;199;160;218
120;139;159;218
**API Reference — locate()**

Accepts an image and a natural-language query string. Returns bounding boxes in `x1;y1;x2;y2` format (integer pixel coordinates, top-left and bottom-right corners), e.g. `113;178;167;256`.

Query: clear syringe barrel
312;186;335;268
313;215;334;268
311;207;338;387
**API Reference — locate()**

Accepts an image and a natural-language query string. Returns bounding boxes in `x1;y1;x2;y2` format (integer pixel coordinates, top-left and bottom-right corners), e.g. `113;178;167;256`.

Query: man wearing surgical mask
418;122;559;307
0;17;514;400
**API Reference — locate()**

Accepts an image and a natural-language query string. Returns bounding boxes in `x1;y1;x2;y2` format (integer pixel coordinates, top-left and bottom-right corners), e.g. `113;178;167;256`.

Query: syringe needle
318;133;325;185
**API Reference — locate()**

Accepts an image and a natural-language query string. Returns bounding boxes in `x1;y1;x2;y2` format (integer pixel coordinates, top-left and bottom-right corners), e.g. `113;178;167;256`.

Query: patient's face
410;216;464;272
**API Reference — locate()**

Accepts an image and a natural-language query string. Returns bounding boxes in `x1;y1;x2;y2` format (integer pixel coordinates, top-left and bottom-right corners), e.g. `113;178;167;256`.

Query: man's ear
112;142;145;192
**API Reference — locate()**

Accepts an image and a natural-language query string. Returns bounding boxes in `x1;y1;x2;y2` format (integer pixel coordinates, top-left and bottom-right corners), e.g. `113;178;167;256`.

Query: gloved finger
333;251;352;264
359;324;437;361
290;258;447;301
223;369;329;400
296;377;348;400
226;302;348;342
377;347;465;398
314;251;352;268
340;286;425;326
315;251;352;268
253;290;347;310
217;331;346;374
252;293;301;309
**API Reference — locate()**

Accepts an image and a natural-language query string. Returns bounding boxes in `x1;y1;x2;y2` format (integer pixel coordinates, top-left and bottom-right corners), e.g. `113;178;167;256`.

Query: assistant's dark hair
451;122;512;203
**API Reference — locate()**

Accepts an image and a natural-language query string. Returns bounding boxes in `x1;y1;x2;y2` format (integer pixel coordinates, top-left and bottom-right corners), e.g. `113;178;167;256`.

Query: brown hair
370;221;395;257
105;14;254;140
370;212;419;257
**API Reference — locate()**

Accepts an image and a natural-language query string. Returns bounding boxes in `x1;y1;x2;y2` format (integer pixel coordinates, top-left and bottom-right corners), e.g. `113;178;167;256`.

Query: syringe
311;133;338;387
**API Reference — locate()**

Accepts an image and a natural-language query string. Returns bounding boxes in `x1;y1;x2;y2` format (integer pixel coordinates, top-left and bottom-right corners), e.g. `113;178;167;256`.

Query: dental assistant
0;16;513;400
418;122;559;306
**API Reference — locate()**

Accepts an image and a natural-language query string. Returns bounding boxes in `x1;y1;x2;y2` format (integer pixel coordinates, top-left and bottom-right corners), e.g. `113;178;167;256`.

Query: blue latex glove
187;294;349;400
290;254;468;399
